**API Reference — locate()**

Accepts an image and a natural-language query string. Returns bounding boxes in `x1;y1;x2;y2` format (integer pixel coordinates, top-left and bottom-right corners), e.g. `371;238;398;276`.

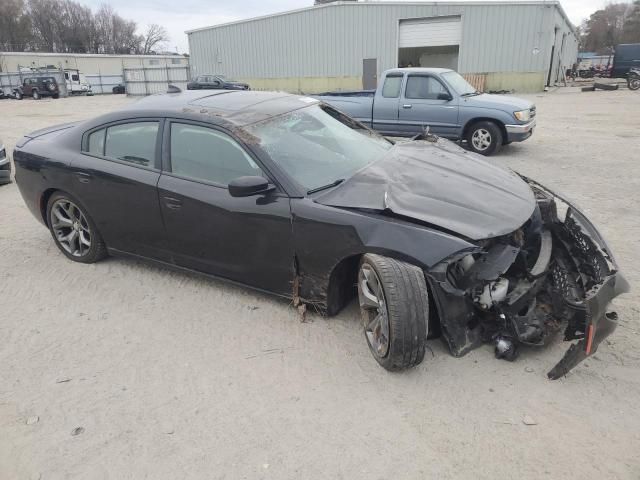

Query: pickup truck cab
316;68;536;155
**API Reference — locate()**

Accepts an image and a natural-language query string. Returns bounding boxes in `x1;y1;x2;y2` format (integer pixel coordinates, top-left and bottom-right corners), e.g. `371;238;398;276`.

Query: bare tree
142;24;169;54
0;0;32;53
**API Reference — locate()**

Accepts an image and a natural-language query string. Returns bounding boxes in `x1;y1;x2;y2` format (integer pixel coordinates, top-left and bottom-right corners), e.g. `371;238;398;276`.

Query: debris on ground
522;415;537;426
71;427;85;436
26;416;39;425
55;377;72;383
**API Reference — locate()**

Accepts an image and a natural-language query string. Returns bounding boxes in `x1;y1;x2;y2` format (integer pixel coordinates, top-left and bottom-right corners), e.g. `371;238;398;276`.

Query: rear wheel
357;254;429;371
628;75;640;91
46;192;107;263
465;121;503;156
32;90;40;100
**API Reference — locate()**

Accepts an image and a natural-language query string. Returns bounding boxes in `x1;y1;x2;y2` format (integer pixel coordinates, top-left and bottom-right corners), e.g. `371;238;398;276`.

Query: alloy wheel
358;264;390;358
50;199;92;257
471;128;492;151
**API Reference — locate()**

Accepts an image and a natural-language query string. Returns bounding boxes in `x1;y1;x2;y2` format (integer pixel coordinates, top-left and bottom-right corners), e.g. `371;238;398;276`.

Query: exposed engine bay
426;177;629;379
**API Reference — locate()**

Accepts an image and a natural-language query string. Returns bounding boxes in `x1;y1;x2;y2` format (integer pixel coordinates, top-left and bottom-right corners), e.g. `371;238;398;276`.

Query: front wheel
46;192;107;263
357;254;429;371
465;121;503;156
32;90;40;100
628;75;640;91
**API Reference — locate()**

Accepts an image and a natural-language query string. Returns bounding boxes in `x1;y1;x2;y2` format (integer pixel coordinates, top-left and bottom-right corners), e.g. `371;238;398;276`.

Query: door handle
163;196;182;210
75;172;91;184
402;104;412;109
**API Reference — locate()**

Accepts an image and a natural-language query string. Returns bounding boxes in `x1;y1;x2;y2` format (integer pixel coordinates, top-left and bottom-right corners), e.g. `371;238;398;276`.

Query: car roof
121;89;320;127
385;67;454;75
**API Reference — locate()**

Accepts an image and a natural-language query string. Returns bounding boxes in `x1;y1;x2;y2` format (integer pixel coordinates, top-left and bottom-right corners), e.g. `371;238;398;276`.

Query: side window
405;76;448;100
382;75;403;98
170;123;262;185
104;122;159;167
88;129;106;156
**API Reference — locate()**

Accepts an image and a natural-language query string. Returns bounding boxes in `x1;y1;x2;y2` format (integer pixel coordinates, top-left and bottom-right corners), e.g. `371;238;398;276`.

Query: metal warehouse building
187;0;578;93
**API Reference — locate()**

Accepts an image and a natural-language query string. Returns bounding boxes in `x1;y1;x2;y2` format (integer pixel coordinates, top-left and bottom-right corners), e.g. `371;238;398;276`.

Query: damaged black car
12;89;629;378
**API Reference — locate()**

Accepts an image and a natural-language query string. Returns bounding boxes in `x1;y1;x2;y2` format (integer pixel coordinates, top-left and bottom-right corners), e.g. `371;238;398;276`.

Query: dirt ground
0;90;639;480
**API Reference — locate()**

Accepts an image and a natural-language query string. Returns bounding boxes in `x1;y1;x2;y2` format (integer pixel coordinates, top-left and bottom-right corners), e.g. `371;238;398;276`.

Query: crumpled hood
462;93;533;112
316;140;536;240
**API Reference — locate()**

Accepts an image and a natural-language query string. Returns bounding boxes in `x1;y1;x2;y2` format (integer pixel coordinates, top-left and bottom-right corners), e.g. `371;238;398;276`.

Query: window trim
403;74;451;100
162;118;281;191
81;118;164;171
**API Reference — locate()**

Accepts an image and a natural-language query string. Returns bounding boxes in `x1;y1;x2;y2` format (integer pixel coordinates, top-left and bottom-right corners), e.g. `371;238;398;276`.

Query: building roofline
0;52;184;59
186;1;575;35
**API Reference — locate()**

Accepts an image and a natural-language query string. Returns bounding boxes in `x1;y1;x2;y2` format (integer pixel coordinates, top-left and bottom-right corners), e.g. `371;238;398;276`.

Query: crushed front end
426;178;629;379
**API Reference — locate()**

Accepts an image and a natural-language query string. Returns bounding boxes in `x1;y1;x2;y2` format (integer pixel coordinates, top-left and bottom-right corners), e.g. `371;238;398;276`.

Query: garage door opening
398;16;461;70
398;45;459;69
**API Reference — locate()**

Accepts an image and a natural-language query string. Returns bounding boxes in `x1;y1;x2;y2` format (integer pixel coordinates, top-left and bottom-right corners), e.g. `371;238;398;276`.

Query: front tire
628;75;640;91
32;90;40;100
357;254;429;371
46;192;107;263
466;121;503;156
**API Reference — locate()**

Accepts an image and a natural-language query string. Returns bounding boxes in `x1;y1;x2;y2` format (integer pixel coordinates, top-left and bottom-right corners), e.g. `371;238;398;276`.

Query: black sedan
12;89;628;377
0;140;10;185
187;74;249;91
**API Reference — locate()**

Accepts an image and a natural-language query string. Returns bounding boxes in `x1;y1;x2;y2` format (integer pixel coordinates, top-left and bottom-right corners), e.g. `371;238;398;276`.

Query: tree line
580;0;640;53
0;0;170;55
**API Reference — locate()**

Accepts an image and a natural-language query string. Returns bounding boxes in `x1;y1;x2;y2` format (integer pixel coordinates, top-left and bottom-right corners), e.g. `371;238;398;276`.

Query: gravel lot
1;91;639;480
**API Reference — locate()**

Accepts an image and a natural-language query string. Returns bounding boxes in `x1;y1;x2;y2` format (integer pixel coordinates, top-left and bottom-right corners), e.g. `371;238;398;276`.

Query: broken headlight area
427;180;629;379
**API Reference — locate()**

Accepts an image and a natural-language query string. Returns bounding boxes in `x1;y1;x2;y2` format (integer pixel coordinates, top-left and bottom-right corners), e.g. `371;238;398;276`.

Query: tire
32;90;40;100
628;76;640;91
357;254;429;371
52;93;59;99
594;82;618;91
14;92;22;100
46;192;107;264
581;86;596;92
465;121;503;156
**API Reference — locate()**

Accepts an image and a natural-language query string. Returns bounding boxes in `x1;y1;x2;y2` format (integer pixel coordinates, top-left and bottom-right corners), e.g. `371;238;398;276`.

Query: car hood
461;93;533;112
315;140;536;240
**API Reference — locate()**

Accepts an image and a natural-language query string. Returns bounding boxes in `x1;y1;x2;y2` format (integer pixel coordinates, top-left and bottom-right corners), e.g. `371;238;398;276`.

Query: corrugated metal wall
188;1;577;85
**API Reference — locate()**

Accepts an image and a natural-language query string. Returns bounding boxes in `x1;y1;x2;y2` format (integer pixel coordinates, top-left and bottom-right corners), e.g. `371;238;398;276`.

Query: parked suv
14;76;60;100
187;74;249;90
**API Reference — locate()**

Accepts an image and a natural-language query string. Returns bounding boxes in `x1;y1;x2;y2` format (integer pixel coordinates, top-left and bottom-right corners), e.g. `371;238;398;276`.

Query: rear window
382;75;403;98
85;122;159;167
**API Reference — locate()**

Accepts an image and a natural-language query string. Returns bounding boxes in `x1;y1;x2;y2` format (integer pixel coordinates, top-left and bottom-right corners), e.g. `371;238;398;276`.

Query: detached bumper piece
427;180;629;379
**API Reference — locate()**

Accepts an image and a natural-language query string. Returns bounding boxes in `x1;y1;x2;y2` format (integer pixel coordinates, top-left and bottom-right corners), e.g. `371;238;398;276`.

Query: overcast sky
82;0;625;53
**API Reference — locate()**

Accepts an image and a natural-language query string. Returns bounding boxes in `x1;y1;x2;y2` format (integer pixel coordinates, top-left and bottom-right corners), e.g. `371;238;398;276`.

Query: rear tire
357;254;429;371
465;121;503;156
46;192;107;264
32;90;40;100
52;93;59;99
628;75;640;91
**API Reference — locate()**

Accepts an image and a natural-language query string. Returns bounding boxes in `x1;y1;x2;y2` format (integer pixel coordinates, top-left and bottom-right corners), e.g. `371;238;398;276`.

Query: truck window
382;75;403;98
405;76;448;100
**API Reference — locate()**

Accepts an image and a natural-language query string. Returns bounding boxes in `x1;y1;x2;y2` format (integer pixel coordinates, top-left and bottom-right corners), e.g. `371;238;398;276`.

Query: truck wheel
466;121;503;156
32;90;40;100
14;92;23;100
52;93;59;99
357;254;429;371
628;76;640;91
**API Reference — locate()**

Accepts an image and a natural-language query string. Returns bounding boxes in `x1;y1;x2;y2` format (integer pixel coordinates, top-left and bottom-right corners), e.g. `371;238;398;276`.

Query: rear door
157;120;294;294
371;73;403;134
397;73;459;137
73;118;170;260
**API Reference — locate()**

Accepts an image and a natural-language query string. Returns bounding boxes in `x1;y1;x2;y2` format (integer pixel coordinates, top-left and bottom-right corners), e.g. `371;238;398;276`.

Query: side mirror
228;176;275;197
437;92;453;101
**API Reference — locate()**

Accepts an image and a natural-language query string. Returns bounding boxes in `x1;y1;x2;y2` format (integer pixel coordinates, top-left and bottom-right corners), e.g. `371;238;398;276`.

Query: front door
397;74;459;137
362;58;377;90
157;120;294;295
